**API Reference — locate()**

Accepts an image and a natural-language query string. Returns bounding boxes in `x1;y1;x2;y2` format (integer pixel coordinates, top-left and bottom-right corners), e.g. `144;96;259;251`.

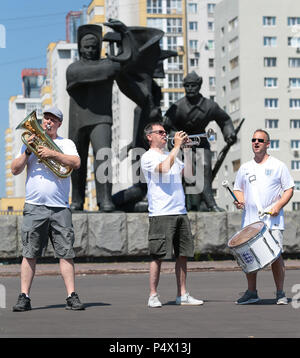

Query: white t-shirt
141;149;187;216
18;136;79;208
233;156;294;229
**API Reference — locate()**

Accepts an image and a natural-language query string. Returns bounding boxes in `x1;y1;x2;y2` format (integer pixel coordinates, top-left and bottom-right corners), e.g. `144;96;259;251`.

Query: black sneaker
276;290;288;305
235;290;260;305
66;292;85;310
12;293;32;312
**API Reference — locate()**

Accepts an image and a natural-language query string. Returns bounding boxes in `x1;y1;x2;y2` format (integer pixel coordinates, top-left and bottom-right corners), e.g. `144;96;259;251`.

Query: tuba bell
16;110;73;178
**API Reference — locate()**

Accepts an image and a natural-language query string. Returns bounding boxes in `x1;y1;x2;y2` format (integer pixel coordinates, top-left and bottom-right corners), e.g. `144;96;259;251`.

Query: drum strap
248;171;264;215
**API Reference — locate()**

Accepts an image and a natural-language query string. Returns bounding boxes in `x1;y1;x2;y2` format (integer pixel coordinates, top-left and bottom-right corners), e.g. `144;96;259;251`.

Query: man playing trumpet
11;107;85;311
141;122;203;307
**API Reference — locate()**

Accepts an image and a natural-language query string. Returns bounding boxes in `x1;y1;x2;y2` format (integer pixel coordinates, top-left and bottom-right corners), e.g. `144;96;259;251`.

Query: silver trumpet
167;128;215;147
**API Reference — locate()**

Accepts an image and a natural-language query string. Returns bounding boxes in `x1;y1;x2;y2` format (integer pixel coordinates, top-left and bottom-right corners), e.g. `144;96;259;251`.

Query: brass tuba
16;110;73;178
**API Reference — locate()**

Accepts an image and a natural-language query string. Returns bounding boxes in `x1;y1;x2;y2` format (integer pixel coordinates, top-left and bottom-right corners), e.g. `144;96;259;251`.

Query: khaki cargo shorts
148;214;194;260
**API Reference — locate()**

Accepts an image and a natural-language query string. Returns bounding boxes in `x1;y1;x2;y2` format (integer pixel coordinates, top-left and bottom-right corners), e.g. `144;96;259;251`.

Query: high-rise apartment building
6;68;46;198
215;0;300;211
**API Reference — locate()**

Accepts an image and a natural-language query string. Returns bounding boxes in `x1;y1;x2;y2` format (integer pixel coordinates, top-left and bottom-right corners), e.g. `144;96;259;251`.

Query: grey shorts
271;229;284;252
148;215;194;260
21;203;75;259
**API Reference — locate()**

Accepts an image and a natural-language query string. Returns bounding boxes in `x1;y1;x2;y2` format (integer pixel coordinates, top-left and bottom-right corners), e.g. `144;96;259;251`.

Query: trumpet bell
16;110;73;178
168;128;216;147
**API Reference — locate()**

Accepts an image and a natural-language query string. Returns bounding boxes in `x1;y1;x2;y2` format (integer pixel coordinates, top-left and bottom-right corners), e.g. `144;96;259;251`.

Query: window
230;77;239;90
167;18;182;33
228;17;238;31
166;0;182;14
167;55;183;70
230;98;240;113
264;77;278;88
208;21;214;31
290;99;300;108
230;56;239;70
290;119;300;128
167;36;179;51
58;50;71;59
289;78;300;88
168;73;183;88
189;21;198;31
189;40;198;50
209;77;216;88
265;119;279;129
263;16;276;26
207;40;215;50
292;160;300;170
289;57;300;67
269;139;279;150
147;0;162;14
292;202;300;211
264;57;277;67
229;36;238;51
168;91;184;105
265;98;278;108
147;18;163;30
288;17;300;26
222;86;226;97
207;3;216;15
188;3;197;14
232;159;241;172
264;36;277;47
208;58;214;68
288;37;300;47
190;58;199;67
291;140;300;149
294;181;300;191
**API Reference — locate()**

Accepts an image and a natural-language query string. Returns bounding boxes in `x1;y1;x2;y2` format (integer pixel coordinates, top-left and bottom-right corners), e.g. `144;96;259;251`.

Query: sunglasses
251;138;266;143
148;130;167;136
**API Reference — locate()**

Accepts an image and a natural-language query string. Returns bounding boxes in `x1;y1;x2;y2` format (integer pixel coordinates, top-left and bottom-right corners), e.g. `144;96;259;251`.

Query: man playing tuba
11;107;85;311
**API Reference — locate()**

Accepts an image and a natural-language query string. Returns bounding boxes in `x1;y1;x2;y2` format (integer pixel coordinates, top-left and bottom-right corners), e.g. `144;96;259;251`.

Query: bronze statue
66;20;134;212
163;71;237;211
104;26;177;211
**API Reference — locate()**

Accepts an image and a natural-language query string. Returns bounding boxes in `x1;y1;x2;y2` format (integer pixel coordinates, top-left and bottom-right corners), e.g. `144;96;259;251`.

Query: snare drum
228;221;281;273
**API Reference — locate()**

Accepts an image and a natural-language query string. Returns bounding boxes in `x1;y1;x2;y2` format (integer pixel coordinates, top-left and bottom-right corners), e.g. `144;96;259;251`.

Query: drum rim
227;221;266;248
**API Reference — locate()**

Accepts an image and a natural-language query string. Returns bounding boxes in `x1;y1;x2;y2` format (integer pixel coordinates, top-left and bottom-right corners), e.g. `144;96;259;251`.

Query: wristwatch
25;149;32;156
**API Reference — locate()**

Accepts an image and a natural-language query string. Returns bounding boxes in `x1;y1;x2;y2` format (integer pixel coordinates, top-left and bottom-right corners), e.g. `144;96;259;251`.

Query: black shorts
148;214;194;260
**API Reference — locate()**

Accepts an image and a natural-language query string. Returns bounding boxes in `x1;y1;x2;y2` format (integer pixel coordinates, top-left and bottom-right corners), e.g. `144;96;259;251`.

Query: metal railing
0;210;23;216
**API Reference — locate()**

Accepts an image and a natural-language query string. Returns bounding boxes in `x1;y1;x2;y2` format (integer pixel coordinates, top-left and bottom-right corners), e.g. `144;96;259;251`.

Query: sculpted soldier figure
163;71;237;211
66;20;133;212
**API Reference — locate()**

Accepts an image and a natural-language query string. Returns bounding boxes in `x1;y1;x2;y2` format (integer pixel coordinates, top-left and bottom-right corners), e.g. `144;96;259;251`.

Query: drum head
228;221;265;247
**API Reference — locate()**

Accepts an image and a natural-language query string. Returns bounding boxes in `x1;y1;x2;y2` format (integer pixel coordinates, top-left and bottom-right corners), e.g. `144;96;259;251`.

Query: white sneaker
148;293;162;308
176;292;204;305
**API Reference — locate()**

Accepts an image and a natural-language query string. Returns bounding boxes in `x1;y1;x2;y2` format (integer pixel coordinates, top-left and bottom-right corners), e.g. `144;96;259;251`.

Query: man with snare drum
233;129;294;305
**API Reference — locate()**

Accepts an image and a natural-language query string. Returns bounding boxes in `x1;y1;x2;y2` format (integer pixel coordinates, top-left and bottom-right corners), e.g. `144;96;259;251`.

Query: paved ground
1;258;300;277
0;259;300;345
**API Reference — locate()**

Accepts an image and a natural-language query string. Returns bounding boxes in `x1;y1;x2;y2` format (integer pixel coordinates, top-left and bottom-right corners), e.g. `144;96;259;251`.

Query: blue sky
0;0;89;197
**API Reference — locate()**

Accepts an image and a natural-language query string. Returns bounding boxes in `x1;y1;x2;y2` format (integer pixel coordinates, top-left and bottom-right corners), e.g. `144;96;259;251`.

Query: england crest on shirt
265;168;273;176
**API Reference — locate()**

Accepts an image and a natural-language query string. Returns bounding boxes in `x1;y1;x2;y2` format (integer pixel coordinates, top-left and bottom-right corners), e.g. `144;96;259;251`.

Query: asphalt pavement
0;259;300;345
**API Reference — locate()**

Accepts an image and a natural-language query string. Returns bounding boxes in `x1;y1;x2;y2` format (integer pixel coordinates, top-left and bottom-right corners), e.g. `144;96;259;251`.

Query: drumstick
222;180;239;202
258;201;278;218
